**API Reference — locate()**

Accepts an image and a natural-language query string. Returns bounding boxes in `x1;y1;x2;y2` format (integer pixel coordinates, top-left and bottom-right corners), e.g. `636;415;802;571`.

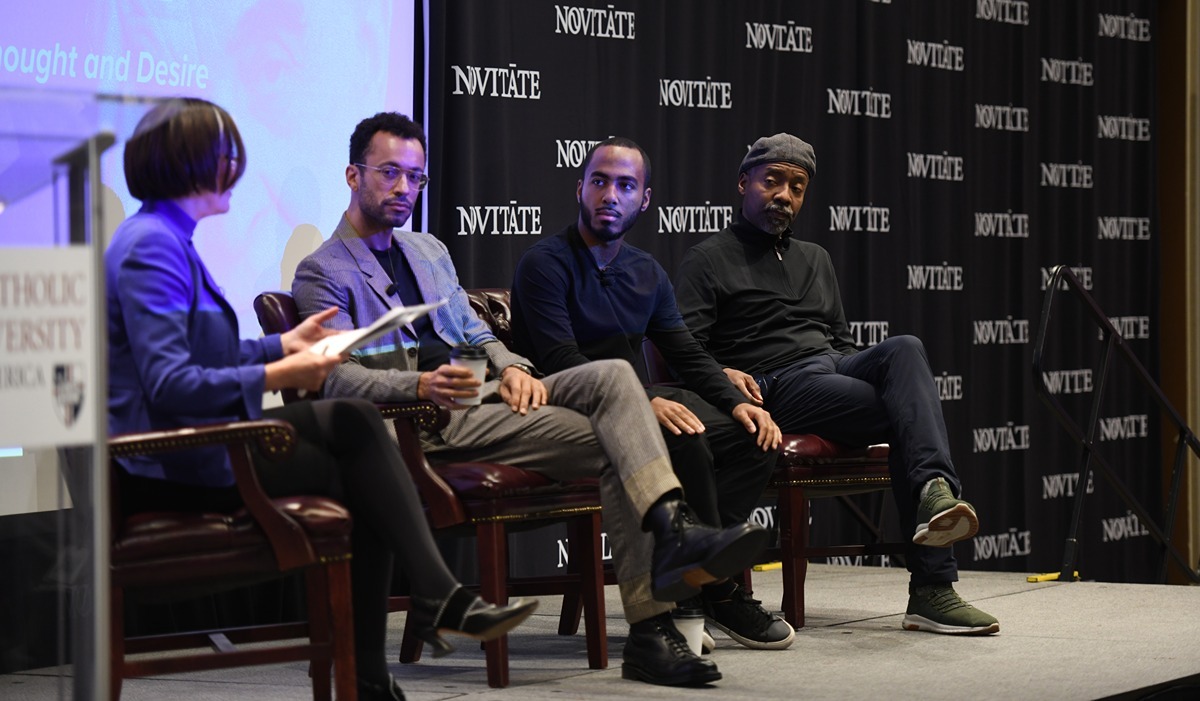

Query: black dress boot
644;499;768;602
356;673;406;700
621;612;722;686
409;585;538;657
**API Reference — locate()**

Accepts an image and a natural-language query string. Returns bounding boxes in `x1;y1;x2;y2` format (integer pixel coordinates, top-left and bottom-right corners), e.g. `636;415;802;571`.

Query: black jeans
647;385;778;528
758;336;961;585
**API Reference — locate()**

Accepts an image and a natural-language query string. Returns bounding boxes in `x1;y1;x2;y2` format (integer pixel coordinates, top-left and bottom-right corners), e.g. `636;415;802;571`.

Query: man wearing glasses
292;112;770;687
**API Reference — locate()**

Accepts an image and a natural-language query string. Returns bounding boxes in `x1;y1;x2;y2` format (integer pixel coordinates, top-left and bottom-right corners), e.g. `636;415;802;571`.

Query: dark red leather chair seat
113;496;352;587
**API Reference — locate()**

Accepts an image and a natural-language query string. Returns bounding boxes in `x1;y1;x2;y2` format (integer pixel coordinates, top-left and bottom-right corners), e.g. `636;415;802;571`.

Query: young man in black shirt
511;138;795;660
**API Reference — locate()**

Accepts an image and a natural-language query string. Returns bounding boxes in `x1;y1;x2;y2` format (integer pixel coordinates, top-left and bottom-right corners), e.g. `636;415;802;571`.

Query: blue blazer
106;201;283;487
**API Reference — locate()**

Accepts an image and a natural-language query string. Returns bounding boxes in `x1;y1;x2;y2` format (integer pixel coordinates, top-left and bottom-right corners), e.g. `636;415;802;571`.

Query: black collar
731;211;792;252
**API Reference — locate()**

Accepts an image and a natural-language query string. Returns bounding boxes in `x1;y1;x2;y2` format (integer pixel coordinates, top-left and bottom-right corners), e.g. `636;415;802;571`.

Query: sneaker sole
652;525;770;602
902;613;999;635
706;616;796;650
913;503;979;547
621;662;722;686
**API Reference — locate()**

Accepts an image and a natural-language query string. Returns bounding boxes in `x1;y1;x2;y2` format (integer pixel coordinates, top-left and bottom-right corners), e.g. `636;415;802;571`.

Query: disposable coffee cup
671;607;705;656
449;344;488;405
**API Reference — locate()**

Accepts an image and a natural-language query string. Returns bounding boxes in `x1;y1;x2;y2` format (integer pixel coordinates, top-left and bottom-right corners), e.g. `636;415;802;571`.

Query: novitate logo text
1040;162;1093;189
1040;57;1094;85
451;64;541;99
972;528;1032;562
827;88;892;118
556;533;613;567
1098;13;1151;41
1040;266;1093;290
555;138;605;168
1099;414;1148;441
934;372;964;401
659;76;732;109
1097;115;1151;141
847;321;889;347
975;0;1029;26
657;203;733;234
1097;217;1151;240
906;263;964;291
456;201;542;235
1040;369;1093;395
906;39;964;71
972;422;1031;453
554;4;636;39
829;205;890;232
1101;511;1150;542
907;152;964;181
1042;471;1094;499
974;103;1029;132
973;317;1029;345
1102;316;1150;340
745;20;812;52
974;211;1029;238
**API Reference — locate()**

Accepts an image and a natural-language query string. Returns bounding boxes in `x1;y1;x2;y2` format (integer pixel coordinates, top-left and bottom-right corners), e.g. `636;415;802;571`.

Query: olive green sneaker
913;477;979;547
903;583;999;635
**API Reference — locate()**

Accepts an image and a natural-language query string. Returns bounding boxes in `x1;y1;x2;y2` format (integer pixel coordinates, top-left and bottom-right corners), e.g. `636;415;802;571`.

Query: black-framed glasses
353;163;430;190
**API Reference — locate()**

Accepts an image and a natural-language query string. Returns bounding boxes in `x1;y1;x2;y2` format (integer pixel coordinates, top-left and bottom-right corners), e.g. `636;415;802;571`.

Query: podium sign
0;246;96;447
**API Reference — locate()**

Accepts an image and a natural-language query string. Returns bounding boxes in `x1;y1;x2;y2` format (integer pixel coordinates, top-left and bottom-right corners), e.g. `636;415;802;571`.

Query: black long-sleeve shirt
674;213;858;377
510;225;747;414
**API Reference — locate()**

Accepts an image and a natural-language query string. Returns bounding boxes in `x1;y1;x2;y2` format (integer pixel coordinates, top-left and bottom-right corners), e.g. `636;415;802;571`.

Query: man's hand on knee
732;403;782;450
650;397;705;435
499;365;547;415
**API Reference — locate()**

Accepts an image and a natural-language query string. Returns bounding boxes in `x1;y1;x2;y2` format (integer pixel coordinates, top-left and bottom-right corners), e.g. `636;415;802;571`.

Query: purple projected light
1;0;417;333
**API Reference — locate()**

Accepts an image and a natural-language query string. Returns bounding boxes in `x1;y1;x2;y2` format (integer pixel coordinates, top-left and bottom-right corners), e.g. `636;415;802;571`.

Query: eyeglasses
354;163;430;190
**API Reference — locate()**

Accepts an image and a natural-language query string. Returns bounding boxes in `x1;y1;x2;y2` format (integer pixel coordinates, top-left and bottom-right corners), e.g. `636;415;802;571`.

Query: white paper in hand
308;299;448;356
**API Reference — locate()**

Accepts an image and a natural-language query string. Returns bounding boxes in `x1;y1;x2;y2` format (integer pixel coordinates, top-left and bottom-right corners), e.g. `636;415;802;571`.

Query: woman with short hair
107;97;534;701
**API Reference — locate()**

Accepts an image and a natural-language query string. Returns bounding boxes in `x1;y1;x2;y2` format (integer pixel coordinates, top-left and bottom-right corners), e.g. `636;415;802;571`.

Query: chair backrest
464;288;514;348
641;337;676;385
253;291;305;404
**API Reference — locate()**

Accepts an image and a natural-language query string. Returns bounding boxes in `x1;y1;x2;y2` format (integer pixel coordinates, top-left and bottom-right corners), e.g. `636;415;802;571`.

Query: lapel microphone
386;282;399;296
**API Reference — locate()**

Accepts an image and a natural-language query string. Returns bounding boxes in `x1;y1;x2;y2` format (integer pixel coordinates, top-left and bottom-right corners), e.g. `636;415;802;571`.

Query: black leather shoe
646;500;768;602
410;585;538;657
621;612;722;686
356;674;405;700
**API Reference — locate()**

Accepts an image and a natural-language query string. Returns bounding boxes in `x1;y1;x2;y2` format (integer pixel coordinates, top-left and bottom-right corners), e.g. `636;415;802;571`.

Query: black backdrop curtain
426;0;1161;582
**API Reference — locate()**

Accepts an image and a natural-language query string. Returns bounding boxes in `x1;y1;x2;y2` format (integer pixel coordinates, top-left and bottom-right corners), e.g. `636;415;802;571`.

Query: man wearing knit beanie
674;133;1000;636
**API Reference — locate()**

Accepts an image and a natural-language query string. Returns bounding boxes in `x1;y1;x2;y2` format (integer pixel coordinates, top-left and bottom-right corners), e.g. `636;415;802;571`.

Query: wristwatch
505;363;539;378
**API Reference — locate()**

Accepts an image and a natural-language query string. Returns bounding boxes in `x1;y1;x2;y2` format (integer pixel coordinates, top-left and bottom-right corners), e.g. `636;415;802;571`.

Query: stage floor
5;563;1200;700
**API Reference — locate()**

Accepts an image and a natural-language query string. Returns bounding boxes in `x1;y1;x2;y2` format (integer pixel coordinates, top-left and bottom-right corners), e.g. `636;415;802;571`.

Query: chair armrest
110;419;297;459
377;402;467;529
110;419;319;572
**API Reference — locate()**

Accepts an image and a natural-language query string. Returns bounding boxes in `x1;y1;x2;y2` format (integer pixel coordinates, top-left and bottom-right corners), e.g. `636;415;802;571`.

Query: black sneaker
703;583;795;650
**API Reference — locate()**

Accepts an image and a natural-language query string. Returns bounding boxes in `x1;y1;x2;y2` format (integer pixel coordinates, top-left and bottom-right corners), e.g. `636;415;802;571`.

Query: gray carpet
5;564;1200;700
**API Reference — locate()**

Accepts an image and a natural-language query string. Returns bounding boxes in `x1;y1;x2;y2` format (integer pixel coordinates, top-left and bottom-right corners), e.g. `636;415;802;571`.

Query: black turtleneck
674;212;858;377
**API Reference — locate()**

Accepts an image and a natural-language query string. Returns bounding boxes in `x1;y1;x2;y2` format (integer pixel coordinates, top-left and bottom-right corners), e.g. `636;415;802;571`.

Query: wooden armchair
253;291;607;688
640;338;905;628
109;419;356;700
